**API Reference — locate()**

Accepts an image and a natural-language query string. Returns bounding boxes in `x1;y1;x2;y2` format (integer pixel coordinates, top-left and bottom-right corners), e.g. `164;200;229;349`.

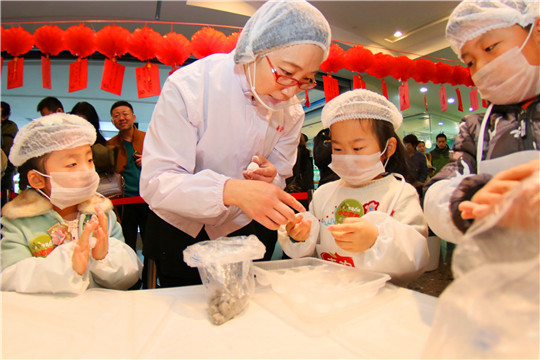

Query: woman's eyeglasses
265;56;317;90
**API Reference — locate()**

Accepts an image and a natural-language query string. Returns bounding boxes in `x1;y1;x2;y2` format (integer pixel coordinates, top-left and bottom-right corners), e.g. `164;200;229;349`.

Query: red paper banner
469;87;479;111
7;58;24;89
101;58;125;96
323;75;339;103
381;79;388;99
456;88;463;112
304;89;310;107
69;58;88;92
439;85;448;112
353;74;366;89
41;56;51;89
399;82;410;111
424;93;428;112
482;99;489;108
135;63;161;98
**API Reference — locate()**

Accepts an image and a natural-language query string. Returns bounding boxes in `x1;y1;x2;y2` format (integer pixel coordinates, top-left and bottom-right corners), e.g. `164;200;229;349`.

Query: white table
1;284;437;359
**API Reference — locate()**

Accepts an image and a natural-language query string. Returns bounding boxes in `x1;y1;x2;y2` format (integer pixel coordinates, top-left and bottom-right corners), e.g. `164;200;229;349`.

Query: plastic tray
253;258;390;323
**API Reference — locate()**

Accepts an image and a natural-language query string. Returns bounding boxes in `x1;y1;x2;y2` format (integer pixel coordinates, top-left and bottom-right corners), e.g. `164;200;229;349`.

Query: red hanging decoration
482;99;489;108
323;74;340;102
221;31;240;53
390;56;415;82
456;88;464;112
1;26;6;52
412;58;436;83
156;32;191;68
367;53;396;79
399;82;410;111
33;25;65;56
470;87;479;111
304;89;310;107
344;45;374;73
381;78;389;99
440;85;448;112
190;27;226;59
320;43;347;74
96;25;130;59
2;27;34;57
127;26;162;62
64;24;96;58
434;62;454;85
353;74;366;89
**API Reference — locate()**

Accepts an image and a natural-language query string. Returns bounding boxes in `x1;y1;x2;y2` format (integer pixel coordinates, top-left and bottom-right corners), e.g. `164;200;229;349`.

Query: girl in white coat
280;90;429;285
140;0;331;287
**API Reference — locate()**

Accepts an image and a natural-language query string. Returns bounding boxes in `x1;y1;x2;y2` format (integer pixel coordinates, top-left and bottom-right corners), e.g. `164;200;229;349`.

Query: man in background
1;101;18;206
37;96;64;116
430;133;451;176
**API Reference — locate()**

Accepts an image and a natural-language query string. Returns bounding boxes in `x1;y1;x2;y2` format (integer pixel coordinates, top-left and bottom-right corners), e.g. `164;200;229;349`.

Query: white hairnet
321;89;403;130
9;113;97;166
234;0;331;64
446;0;539;55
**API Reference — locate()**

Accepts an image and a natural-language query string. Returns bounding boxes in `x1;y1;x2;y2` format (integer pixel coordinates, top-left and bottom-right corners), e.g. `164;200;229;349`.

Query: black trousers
117;202;149;253
145;211;277;288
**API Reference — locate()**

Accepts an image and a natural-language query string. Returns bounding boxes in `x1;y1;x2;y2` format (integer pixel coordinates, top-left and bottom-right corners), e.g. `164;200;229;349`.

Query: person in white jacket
140;0;331;287
1;114;143;294
280;90;429;285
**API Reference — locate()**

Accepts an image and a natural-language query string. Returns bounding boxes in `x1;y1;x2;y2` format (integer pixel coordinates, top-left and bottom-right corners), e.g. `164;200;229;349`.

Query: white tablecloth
1;284;438;359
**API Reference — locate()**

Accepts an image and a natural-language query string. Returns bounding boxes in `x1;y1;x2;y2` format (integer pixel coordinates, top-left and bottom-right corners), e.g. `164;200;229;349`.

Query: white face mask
472;27;540;105
329;142;389;186
35;170;100;210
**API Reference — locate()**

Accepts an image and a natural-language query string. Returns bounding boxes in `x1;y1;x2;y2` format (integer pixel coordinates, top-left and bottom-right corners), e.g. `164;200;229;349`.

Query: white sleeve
140;78;230;221
424;177;467;244
0;241;89;294
88;238;143;290
277;212;319;258
359;211;429;284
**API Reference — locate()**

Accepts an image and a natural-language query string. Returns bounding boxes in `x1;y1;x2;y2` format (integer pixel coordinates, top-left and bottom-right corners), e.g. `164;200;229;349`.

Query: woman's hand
243;155;277;184
459;160;540;220
285;214;312;241
91;206;109;261
224;178;305;230
328;217;378;252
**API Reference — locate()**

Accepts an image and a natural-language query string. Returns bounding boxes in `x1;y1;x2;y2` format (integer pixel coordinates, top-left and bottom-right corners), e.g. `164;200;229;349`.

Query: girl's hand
72;216;98;275
459;160;540;220
243;155;277;184
91;206;109;261
224;179;305;230
285;214;312;242
328;217;378;252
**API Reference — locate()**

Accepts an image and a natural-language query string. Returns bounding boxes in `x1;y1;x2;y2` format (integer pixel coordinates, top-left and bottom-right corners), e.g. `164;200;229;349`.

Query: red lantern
434;62;454;85
221;31;240;53
127;26;162;62
156;32;191;68
451;65;470;86
344;45;374;73
64;24;96;58
190;27;227;59
33;25;64;56
2;27;34;57
390;56;415;82
320;43;346;74
412;58;436;83
96;25;130;59
366;53;396;79
1;26;6;52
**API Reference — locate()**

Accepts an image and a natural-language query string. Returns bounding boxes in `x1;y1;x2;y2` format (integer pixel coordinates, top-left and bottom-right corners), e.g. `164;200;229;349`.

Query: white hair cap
234;0;331;64
321;89;403;130
9;113;96;166
446;0;539;56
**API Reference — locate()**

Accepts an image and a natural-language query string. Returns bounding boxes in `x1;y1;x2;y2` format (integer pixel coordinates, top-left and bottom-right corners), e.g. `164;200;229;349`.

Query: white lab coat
140;52;305;239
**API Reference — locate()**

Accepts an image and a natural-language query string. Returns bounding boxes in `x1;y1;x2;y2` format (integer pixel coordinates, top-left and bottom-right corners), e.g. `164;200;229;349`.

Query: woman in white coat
140;0;331;287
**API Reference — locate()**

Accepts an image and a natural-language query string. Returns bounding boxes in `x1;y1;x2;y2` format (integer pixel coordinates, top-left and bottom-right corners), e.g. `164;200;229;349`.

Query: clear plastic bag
183;235;266;325
422;171;539;358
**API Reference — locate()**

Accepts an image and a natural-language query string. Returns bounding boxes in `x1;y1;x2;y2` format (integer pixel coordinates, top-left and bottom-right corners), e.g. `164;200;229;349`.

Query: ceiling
1;0;479;148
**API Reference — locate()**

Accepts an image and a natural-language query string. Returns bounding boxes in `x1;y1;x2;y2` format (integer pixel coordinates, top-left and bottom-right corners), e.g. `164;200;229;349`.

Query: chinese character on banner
399;82;410;111
41;56;51;89
439;85;448;112
135;62;161;99
69;58;88;92
101;58;125;96
323;75;339;102
7;57;24;89
470;87;479;111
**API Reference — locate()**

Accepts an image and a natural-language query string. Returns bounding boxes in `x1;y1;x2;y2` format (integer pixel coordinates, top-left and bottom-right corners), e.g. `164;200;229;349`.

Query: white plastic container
253;258;390;323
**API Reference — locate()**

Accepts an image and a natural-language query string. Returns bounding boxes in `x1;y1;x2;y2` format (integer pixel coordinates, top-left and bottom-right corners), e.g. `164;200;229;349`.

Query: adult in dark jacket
403;134;428;200
429;133;451;176
1;102;18;204
285;133;314;209
313;128;339;186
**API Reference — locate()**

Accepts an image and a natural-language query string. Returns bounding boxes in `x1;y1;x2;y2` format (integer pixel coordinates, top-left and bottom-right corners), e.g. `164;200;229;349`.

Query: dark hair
70;102;107;146
403;134;420;148
418;140;425;145
37;97;64;113
1;101;11;118
17;154;49;191
435;133;447;141
110;100;133;115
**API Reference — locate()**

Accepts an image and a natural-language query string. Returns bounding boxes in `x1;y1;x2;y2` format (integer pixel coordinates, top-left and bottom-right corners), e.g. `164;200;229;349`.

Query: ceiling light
469;107;474;111
438;122;444;126
393;30;403;37
426;139;432;148
447;97;455;104
384;15;450;43
420;87;428;93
